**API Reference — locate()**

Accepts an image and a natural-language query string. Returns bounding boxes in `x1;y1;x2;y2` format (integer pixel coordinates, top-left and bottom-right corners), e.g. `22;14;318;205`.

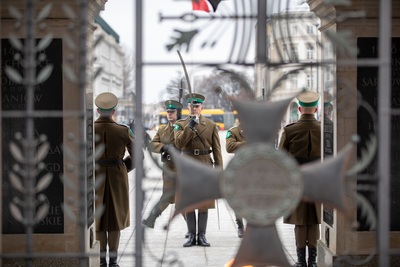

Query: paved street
116;131;298;267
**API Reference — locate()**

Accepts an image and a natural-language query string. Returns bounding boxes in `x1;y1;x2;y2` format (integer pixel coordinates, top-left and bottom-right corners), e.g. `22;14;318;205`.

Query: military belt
97;158;123;166
182;149;212;156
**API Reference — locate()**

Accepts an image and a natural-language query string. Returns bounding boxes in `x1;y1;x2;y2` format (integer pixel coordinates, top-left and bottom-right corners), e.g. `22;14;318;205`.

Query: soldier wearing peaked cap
94;92;138;267
278;91;321;267
142;100;187;230
173;93;223;248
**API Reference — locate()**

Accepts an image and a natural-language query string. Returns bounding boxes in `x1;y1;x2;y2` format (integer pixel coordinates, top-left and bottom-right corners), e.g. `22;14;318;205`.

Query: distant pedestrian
173;93;223;247
278;91;321;267
94;92;138;267
225;122;245;238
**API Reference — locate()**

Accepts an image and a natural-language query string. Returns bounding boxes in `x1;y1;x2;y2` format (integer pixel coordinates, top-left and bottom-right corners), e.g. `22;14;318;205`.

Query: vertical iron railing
135;1;144;266
378;0;392;265
23;1;36;266
78;0;89;266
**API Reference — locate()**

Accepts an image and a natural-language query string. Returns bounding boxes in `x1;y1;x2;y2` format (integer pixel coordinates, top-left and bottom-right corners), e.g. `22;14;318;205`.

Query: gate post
1;1;107;266
308;0;400;266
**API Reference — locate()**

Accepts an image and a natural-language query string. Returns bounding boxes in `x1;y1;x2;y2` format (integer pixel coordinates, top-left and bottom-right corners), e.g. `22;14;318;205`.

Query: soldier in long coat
225;123;246;238
173;93;223;247
94;92;136;267
142;100;184;229
278;91;321;267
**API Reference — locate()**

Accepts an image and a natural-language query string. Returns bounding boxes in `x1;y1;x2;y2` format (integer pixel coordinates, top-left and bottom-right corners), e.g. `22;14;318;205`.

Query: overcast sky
100;0;307;104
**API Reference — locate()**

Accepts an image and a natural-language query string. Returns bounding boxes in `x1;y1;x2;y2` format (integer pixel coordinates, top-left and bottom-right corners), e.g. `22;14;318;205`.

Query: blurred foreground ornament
168;97;355;267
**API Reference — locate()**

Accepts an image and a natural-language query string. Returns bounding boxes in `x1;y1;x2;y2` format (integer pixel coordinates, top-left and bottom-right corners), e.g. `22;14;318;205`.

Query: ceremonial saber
177;50;194;115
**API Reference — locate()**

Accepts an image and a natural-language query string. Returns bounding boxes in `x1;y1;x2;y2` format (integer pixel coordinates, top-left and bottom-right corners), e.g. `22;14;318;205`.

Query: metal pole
378;0;392;266
256;0;266;65
24;1;36;265
255;0;267;99
135;0;144;266
78;0;89;265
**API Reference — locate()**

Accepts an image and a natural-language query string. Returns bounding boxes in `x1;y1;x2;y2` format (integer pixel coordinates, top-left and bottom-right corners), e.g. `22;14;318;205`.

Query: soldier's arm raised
173;121;194;149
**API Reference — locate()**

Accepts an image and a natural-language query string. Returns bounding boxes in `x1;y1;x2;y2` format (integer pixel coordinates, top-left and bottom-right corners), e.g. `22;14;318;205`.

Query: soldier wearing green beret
94;92;137;267
142;100;185;230
225;122;246;238
173;93;223;247
278;91;321;267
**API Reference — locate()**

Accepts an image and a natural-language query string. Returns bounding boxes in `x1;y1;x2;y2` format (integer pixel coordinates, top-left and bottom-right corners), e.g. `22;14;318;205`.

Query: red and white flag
192;0;210;12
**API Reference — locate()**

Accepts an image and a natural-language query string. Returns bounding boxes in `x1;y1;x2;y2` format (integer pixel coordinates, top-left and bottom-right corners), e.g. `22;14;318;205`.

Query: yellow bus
158;109;237;130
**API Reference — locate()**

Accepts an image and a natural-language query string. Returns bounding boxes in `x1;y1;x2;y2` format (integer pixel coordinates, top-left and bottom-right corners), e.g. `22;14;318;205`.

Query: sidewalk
116;131;298;267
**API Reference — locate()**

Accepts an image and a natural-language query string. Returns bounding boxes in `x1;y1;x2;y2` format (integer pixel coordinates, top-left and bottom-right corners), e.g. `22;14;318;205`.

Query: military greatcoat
226;125;245;153
95;116;135;231
173;115;223;209
149;123;177;203
279;114;321;225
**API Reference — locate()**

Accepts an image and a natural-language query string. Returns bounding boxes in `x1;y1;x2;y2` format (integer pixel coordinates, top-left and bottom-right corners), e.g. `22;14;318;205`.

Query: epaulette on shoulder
284;122;297;128
116;122;130;128
176;118;186;123
228;125;238;131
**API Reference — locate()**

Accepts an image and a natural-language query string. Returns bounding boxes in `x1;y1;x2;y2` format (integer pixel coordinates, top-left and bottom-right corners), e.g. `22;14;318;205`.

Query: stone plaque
1;38;64;234
357;37;400;231
221;143;302;226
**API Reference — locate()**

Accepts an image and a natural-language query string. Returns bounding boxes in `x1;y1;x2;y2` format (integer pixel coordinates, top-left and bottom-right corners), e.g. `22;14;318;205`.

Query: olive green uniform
149;124;178;204
174;114;223;246
95;117;136;257
278;113;321;249
142;99;184;230
174;114;223;209
174;115;223;167
226;125;245;153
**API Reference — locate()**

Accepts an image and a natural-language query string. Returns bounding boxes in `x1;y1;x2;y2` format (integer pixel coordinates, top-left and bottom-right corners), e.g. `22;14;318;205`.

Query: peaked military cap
95;92;118;110
165;100;183;111
185;93;205;104
296;91;319;107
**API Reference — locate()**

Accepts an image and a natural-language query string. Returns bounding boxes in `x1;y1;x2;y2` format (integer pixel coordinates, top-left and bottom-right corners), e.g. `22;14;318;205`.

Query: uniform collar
300;114;316;120
96;116;114;123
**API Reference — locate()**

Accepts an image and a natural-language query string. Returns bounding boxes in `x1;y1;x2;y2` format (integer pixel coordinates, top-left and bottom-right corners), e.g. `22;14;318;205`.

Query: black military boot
182;213;190;238
183;212;197;247
236;218;244;238
109;256;119;267
100;250;107;267
308;246;317;267
142;207;161;228
183;233;197;247
197;211;210;246
100;257;107;267
293;248;307;267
